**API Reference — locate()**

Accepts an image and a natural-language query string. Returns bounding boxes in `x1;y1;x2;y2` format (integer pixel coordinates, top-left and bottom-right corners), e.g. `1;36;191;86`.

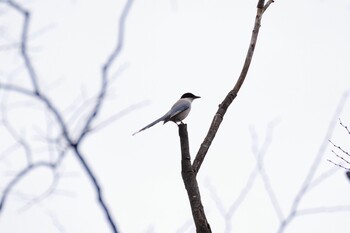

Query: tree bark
178;1;275;232
179;124;211;233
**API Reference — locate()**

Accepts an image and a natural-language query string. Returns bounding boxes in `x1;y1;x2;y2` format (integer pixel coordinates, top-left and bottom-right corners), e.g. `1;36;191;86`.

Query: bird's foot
175;121;185;126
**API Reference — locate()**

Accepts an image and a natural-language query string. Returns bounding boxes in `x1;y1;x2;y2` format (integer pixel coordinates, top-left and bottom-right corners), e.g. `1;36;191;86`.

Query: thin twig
339;118;350;135
327;159;350;171
331;150;350;165
329;140;350;158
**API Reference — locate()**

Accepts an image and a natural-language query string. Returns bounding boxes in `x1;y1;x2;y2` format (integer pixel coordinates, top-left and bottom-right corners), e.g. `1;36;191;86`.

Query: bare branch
177;1;275;231
339;118;350;135
205;179;226;216
329;140;350;159
7;0;40;93
308;167;339;191
297;205;350;216
257;0;266;9
192;0;275;175
5;0;73;146
331;150;350;165
327;159;350;171
44;208;66;233
251;121;284;222
222;121;279;232
0;162;54;212
277;90;350;233
226;170;258;218
179;124;211;233
2;118;32;165
206;169;259;233
17;170;60;212
0;83;36;98
1;1;135;233
263;0;275;13
76;0;134;144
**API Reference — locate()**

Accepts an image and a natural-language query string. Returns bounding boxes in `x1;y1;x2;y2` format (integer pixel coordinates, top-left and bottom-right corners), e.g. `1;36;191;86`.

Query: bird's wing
168;105;189;119
132;114;167;136
164;99;190;121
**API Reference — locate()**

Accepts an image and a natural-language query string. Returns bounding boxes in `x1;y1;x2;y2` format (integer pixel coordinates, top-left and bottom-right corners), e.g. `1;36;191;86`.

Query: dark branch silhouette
179;124;211;232
178;0;275;231
192;0;275;175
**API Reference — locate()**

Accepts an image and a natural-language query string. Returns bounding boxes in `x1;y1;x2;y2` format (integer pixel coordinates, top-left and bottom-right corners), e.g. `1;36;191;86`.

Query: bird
132;92;200;136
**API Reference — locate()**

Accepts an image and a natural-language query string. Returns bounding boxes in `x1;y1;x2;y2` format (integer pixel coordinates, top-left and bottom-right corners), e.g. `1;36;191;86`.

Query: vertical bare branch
179;124;211;233
7;0;40;93
178;1;275;231
252;122;284;222
69;1;134;232
4;0;72;144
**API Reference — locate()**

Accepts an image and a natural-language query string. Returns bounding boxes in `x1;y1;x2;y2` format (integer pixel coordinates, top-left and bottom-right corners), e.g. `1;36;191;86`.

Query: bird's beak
194;95;201;99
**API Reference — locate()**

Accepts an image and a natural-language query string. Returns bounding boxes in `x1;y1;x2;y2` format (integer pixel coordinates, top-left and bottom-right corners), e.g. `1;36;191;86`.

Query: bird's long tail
132;115;167;136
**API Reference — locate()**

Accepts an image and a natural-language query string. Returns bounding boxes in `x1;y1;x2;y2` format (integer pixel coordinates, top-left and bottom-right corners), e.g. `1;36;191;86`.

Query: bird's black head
181;92;200;99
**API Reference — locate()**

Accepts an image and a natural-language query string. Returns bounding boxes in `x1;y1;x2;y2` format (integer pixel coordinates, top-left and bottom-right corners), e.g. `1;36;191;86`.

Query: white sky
1;0;350;232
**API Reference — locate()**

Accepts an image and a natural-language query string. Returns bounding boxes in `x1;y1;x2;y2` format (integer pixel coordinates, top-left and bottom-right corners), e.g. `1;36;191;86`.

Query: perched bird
132;92;200;136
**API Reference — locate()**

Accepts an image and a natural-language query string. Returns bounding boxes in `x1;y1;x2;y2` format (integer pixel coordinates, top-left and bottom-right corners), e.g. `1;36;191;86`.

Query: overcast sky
1;0;350;232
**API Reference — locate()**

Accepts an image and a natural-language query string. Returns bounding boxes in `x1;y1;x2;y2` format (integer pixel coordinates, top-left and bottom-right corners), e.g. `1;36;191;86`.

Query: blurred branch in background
0;0;136;232
203;91;350;233
277;91;350;233
205;120;279;233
